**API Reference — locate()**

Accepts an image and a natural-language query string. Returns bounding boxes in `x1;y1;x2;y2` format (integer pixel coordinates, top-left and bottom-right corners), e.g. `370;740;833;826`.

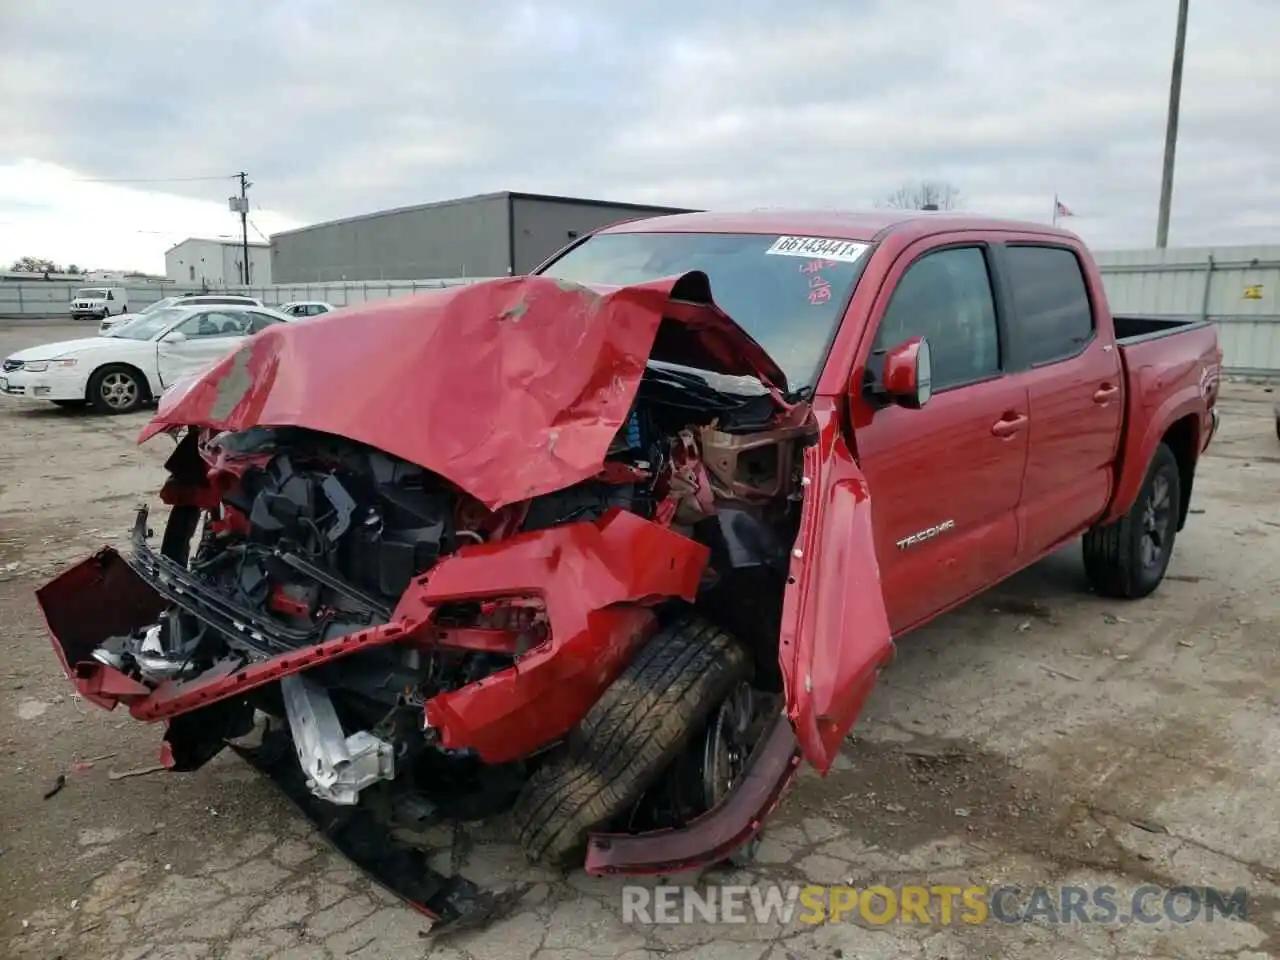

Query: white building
165;238;271;287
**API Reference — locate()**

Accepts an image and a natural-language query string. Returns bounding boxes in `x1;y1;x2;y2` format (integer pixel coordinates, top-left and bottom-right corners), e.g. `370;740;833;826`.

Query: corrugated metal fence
4;244;1278;377
0;278;489;318
1094;245;1280;379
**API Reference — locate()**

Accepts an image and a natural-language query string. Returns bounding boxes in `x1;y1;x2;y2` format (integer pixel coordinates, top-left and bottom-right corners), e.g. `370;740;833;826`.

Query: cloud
0;160;300;272
1;0;1277;271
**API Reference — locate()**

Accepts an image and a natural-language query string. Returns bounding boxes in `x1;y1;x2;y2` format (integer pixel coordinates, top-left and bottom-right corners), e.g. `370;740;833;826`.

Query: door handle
991;413;1028;438
1093;383;1119;403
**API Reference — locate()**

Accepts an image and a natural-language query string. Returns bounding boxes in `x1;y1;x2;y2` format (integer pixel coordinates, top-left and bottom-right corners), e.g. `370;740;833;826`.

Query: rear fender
779;400;893;773
1100;384;1203;526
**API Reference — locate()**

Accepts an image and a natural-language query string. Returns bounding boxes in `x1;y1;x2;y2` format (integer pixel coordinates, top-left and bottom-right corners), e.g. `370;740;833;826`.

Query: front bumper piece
36;503;806;925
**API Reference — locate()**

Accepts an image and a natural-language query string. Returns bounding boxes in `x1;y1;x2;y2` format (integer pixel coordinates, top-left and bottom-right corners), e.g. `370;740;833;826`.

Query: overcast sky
2;0;1277;272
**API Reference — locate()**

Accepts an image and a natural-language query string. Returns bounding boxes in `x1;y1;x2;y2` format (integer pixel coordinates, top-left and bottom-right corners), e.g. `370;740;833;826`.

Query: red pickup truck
36;210;1221;925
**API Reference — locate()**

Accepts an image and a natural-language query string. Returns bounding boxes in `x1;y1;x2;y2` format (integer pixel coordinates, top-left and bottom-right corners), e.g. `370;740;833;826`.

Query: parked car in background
3;303;292;414
99;294;266;335
70;286;129;321
278;300;337;318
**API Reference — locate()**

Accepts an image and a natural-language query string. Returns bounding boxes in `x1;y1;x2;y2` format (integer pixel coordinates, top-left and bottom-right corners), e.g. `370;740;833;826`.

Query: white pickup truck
70;286;129;321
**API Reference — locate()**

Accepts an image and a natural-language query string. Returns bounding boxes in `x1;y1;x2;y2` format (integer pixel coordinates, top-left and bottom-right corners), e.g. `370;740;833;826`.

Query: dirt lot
2;318;1278;960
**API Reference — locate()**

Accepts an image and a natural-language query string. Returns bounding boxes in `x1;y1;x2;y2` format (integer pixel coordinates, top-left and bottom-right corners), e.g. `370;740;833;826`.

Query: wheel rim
99;371;138;409
702;681;756;809
1140;470;1174;571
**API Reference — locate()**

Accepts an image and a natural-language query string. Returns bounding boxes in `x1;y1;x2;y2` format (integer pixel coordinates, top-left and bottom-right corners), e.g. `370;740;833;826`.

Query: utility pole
237;172;251;283
1156;0;1189;248
229;172;251;284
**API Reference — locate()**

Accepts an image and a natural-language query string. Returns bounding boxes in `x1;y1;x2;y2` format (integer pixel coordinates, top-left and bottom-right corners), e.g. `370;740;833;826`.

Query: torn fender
411;509;707;764
138;273;785;512
778;399;894;773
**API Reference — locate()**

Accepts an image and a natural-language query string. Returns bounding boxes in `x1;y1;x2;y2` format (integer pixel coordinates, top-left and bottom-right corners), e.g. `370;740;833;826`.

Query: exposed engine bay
91;359;813;822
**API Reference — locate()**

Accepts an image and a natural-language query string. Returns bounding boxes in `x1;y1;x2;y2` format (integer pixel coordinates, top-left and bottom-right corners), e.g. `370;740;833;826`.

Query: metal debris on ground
1039;664;1083;682
108;764;167;781
1130;817;1168;834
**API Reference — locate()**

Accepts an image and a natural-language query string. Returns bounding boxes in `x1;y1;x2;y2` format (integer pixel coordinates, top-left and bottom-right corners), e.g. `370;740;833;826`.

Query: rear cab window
1002;245;1095;365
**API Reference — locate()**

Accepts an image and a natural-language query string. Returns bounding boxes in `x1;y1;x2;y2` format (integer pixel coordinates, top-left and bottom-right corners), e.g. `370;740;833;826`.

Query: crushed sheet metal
137;273;786;511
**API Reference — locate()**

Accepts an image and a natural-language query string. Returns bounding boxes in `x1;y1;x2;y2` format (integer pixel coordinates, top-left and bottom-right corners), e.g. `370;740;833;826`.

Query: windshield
140;297;176;314
75;288;108;299
108;307;186;340
536;232;869;389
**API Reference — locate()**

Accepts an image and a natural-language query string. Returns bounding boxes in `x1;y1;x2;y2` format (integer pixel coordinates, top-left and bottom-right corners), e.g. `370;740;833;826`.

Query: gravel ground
2;319;1278;960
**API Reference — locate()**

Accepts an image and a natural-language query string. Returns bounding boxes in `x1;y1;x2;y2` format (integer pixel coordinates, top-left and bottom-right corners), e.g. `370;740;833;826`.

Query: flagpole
1052;193;1059;227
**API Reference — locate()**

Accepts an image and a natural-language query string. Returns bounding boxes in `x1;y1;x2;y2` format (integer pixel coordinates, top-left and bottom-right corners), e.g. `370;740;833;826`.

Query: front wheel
512;615;752;866
1082;442;1181;599
87;364;146;414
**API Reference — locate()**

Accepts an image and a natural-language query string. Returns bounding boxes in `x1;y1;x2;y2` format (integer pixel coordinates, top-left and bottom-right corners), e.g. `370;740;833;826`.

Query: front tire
512;614;752;866
1083;442;1181;599
87;364;147;414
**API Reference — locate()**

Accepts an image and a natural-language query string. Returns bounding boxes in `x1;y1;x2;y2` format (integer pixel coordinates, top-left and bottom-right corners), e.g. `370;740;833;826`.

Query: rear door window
1003;245;1094;365
248;311;287;333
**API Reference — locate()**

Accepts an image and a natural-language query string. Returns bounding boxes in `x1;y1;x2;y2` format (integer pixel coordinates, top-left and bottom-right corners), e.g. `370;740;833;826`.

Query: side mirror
162;330;187;343
879;336;933;409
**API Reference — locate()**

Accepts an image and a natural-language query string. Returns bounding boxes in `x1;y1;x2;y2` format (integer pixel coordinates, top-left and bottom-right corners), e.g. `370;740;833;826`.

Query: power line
69;174;238;184
247;217;272;243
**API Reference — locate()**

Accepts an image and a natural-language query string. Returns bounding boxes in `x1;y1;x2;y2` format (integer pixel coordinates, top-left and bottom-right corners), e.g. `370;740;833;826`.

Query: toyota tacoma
36;210;1222;925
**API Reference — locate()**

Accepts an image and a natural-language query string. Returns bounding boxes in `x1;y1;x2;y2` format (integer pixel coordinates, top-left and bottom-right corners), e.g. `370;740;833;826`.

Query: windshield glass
108;307;185;340
537;232;869;389
75;288;108;299
140;297;176;314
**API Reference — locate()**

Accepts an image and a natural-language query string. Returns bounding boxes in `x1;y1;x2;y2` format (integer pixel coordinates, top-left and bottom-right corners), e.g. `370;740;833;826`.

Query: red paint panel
777;402;894;773
137;274;783;511
417;508;708;762
35;510;707;753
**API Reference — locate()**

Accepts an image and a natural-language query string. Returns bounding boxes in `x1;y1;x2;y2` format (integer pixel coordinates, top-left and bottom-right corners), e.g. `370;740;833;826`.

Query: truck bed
1113;314;1212;345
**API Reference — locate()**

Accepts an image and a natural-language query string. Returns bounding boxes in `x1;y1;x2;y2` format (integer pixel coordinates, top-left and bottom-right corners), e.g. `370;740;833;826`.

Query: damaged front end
36;272;893;925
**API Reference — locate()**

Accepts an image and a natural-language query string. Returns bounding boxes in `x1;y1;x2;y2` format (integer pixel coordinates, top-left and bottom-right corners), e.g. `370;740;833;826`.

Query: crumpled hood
138;273;786;510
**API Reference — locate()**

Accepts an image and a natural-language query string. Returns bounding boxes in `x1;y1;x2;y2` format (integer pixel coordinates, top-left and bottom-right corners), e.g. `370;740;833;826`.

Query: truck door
995;243;1123;559
852;240;1030;633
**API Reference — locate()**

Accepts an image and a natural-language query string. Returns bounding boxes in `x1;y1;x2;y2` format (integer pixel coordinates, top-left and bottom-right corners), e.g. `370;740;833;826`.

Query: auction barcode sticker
764;236;869;262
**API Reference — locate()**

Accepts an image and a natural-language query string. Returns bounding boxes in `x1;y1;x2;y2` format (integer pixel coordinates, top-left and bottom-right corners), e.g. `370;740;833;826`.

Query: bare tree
877;180;962;211
10;256;60;273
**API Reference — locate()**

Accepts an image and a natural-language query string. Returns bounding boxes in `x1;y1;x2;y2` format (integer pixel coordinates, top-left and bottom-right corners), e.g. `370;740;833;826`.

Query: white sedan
278;300;337;318
0;304;293;414
99;294;267;335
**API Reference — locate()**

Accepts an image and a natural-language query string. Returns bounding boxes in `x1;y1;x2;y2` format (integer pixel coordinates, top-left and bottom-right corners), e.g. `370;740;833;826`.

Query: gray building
269;191;699;283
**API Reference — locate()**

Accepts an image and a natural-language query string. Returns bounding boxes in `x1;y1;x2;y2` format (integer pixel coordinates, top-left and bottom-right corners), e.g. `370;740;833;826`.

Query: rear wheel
512;614;752;866
87;364;147;414
1083;442;1181;599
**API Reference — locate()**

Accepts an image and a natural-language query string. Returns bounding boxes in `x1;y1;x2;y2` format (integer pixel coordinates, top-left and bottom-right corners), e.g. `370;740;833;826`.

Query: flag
1055;199;1074;217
